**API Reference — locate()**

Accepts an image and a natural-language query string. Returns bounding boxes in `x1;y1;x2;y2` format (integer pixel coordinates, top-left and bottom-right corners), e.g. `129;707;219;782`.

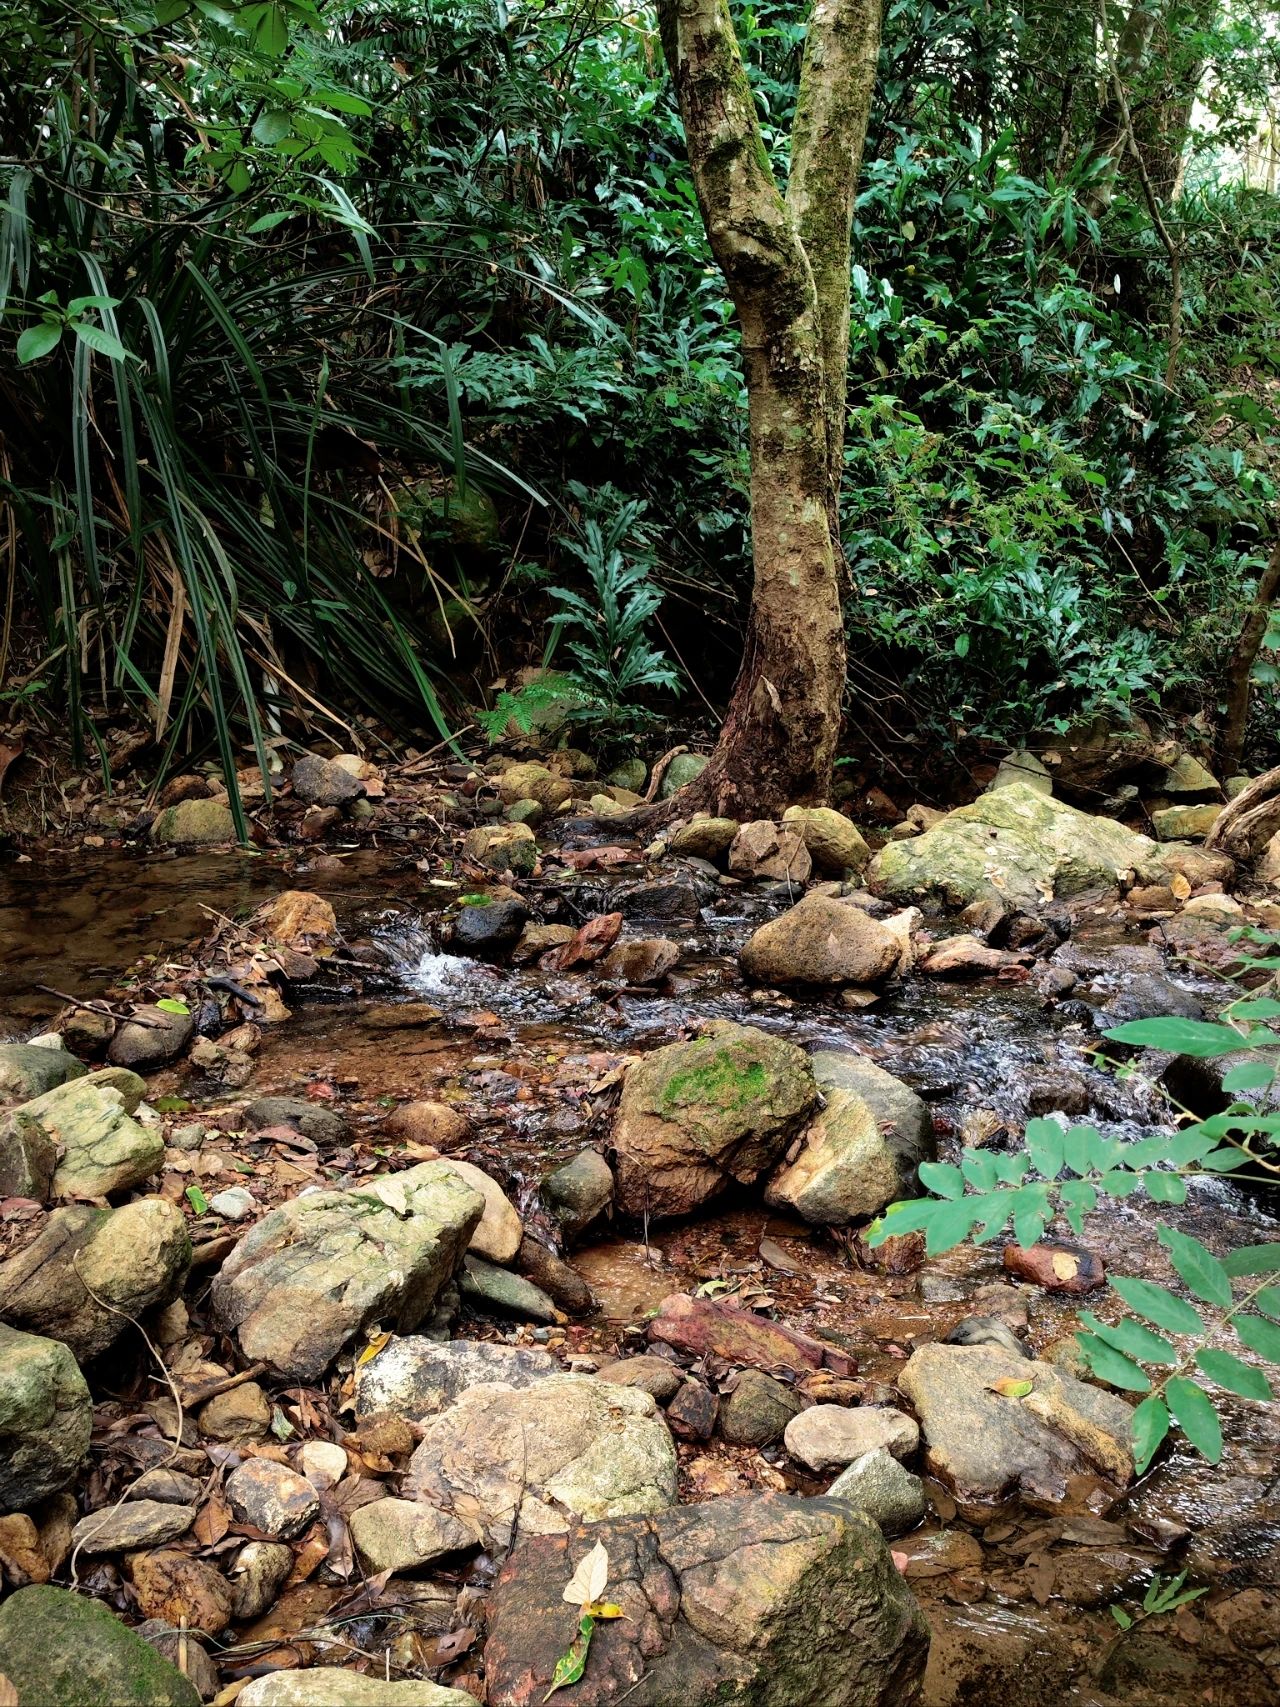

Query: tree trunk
655;0;883;818
1084;1;1157;217
1222;532;1280;773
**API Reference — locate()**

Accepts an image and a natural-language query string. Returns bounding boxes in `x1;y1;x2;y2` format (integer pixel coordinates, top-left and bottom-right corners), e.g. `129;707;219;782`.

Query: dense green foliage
2;0;1279;802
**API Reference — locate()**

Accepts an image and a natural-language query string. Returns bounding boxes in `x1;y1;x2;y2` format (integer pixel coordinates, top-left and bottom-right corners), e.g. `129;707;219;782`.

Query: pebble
199;1382;272;1442
226;1459;320;1540
127;1469;203;1506
296;1441;347;1488
71;1500;195;1554
784;1404;920;1472
209;1186;256;1221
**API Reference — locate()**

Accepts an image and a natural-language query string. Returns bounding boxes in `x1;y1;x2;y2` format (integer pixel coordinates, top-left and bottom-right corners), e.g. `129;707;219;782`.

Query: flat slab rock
211;1162;484;1380
484;1493;929;1707
238;1670;478;1706
897;1341;1134;1512
648;1292;855;1377
354;1336;556;1420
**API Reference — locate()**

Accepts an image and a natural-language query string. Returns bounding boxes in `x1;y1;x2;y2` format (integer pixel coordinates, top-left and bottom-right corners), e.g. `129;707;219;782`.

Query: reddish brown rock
666;1380;718;1441
1002;1241;1105;1295
919;937;1029;979
647;1293;854;1377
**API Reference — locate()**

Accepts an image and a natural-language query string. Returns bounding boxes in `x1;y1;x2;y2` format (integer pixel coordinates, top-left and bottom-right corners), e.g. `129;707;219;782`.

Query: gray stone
210;1186;256;1221
243;1096;348;1145
0;1105;57;1199
348;1497;478;1572
484;1494;929;1707
226;1458;319;1540
432;1158;522;1263
210;1162;484;1380
0;1585;201;1706
739;894;902;987
150;797;237;846
230;1541;294;1621
1163;753;1220;799
12;1069;159;1198
450;892;530;955
612;1021;817;1220
727;820;812;884
827;1448;926;1536
0;1197;190;1361
543;1148;614;1240
239;1674;478;1707
811;1052;934;1182
107;1004;194;1071
459;1255;560;1323
991;751;1053;795
784;1405;919;1472
129;1469;203;1505
595;1356;683;1405
718;1369;803;1446
659;752;709;798
0;1042;86;1102
608;758;648;792
134;1623;220;1702
406;1375;678;1548
354;1335;556;1421
72;1499;195;1554
292;752;364;807
0;1324;92;1513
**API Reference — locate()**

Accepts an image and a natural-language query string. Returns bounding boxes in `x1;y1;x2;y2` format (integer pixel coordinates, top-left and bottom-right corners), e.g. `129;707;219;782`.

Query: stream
3;844;1278;1706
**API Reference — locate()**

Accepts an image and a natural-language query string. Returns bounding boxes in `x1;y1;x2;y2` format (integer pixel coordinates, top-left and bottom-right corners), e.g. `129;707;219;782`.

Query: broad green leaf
1078;1333;1151;1392
918;1161;966;1200
1061;1123;1103;1176
253;109;293;145
253;1;289;54
1166;1128;1219;1167
924;1196;982;1255
1222;1243;1280;1278
72;321;132;362
543;1613;595;1701
17;320;63;363
992;1153;1029;1186
1158;1228;1232;1307
155;997;191;1015
1143;1171;1187;1205
1079;1311;1177;1366
1130;1394;1170;1474
1110;1276;1204;1336
185;1184;209;1215
1008;1182;1051;1248
1195;1347;1271;1399
1223;998;1280;1021
1199;1147;1247;1172
1165;1377;1223;1463
1096;1170;1139;1197
961;1149;999;1191
1059;1179;1098;1236
1257;1287;1280;1321
1024;1117;1065;1178
1103;1018;1250;1057
1234;1313;1280;1363
1221;1061;1277;1092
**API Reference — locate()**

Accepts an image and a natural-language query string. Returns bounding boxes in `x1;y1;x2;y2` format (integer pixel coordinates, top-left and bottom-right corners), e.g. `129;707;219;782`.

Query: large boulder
149;797;237;846
739;894;902;988
354;1336;556;1420
0;1105;57;1199
498;763;573;811
668;816;739;862
483;1494;929;1707
405;1375;678;1549
0;1585;201;1706
211;1162;483;1379
107;1003;194;1071
897;1341;1133;1515
0;1325;92;1513
782;806;871;875
612;1022;817;1219
870;780;1168;910
766;1052;933;1225
13;1069;160;1199
0;1198;190;1361
0;1042;86;1101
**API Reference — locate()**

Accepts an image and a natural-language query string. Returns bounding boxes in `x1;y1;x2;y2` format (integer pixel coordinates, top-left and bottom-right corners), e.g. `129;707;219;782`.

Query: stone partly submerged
483;1493;929;1707
870;779;1170;910
211;1162;483;1379
611;1021;817;1219
0;1584;201;1707
739;893;902;988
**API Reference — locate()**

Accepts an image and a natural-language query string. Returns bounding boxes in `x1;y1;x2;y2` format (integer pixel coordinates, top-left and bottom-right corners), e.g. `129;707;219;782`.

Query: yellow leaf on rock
1170;872;1192;900
991;1377;1035;1398
1051;1252;1079;1280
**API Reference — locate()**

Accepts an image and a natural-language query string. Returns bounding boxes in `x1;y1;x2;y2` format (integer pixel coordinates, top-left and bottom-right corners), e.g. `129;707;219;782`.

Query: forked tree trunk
656;0;883;817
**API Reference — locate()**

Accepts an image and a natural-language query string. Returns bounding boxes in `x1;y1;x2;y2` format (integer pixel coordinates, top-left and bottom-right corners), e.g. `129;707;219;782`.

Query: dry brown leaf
286;1521;330;1584
0;1673;19;1707
194;1488;232;1548
1170;871;1193;900
1050;1251;1080;1280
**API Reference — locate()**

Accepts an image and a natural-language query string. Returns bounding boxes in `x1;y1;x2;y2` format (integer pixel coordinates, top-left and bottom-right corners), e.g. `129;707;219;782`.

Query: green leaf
1195;1347;1272;1399
1158;1228;1233;1307
1024;1117;1065;1178
1096;1170;1139;1197
1080;1311;1178;1366
1222;1243;1280;1277
185;1185;209;1215
1103;1018;1250;1057
543;1614;596;1701
923;1196;982;1255
918;1161;966;1200
253;1;289;53
17;320;63;364
1234;1313;1280;1363
1257;1286;1280;1321
961;1149;999;1191
72;321;132;363
1221;1061;1277;1092
1008;1182;1051;1247
1110;1606;1133;1630
1143;1171;1187;1205
1165;1377;1223;1463
253;109;294;144
1078;1333;1151;1392
1059;1178;1098;1237
155;997;191;1015
1130;1394;1170;1474
1110;1276;1205;1336
1224;997;1280;1021
1061;1123;1102;1176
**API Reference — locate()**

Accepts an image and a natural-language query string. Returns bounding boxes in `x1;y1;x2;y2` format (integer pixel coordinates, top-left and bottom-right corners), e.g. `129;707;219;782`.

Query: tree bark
1084;1;1157;218
656;0;882;817
1222;531;1280;773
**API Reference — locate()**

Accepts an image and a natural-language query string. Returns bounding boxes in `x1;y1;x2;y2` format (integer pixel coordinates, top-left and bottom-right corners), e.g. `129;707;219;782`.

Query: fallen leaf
562;1539;609;1607
194;1488;232;1548
0;1673;18;1707
544;1613;595;1701
1170;872;1192;901
1051;1252;1079;1281
991;1377;1035;1399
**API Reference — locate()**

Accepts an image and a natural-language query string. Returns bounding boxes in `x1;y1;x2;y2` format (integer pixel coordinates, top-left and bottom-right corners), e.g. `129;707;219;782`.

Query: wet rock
513;923;577;964
292;752;364;807
227;1458;319;1540
897;1342;1133;1513
598;937;681;986
239;1674;478;1707
0;1042;86;1101
483;1493;928;1707
244;1095;348;1146
0;1325;92;1513
782;805;871;874
498;762;573;811
107;1003;195;1071
0;1105;56;1199
543;1148;613;1240
0;1197;190;1361
812;1051;933;1179
1025;1070;1093;1117
612;1021;817;1220
515;1236;594;1315
130;1550;235;1635
648;1293;854;1377
922;1601;1075;1707
595;1356;683;1405
616;871;717;922
429;1158;521;1264
462;823;537;877
348;1496;477;1573
0;1584;201;1706
450;891;530;955
943;1317;1032;1359
405;1374;678;1546
992;751;1053;794
211;1161;483;1380
459;1255;560;1323
827;1448;926;1536
1050;1547;1156;1607
870;780;1168;910
784;1405;919;1471
669;816;739;862
666;1379;718;1440
1151;802;1222;840
57;1007;117;1059
739;894;902;987
149;797;237;847
199;1382;272;1441
230;1540;294;1620
659;752;709;798
727;820;812;883
355;1335;556;1421
919;936;1026;978
506;798;544;827
718;1369;802;1446
72;1499;195;1554
383;1100;471;1153
1002;1240;1105;1294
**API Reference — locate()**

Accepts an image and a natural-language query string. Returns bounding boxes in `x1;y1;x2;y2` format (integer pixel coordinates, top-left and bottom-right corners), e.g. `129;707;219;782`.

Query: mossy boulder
0;1042;86;1102
150;796;237;846
668;816;739;862
1150;803;1222;842
659;752;709;798
0;1326;92;1513
782;805;871;874
612;1021;818;1219
431;480;499;551
462;822;537;876
0;1586;201;1706
497;762;573;811
870;780;1168;910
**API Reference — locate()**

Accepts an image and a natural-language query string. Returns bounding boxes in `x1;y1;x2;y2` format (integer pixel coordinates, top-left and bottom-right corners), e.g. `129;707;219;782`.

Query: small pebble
226;1458;319;1540
209;1186;256;1221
